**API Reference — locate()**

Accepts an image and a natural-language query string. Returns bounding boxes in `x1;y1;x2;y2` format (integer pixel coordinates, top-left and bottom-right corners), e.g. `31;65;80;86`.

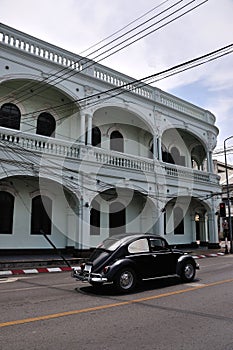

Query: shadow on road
76;276;200;296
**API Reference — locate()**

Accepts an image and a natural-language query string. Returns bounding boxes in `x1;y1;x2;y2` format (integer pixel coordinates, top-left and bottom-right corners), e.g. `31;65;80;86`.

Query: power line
214;147;233;155
0;0;176;104
1;0;206;106
79;0;170;55
1;138;223;204
16;43;233;119
1;42;232;141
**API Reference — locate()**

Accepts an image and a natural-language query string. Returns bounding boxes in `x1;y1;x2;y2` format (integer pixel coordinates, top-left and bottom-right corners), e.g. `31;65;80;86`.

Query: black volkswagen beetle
72;234;199;293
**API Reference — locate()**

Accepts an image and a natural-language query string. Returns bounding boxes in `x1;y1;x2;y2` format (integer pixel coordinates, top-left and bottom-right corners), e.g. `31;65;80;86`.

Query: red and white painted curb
0;266;73;277
192;252;225;259
0;252;227;277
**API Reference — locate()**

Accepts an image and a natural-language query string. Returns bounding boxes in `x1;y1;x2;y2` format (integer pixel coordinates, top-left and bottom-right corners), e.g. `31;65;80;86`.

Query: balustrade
0;126;219;185
0;23;215;124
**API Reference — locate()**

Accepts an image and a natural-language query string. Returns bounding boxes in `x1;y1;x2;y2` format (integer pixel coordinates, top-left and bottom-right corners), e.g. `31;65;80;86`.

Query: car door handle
152;254;157;258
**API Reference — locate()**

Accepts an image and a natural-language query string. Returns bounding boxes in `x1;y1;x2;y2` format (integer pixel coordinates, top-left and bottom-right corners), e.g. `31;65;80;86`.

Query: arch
0;103;21;130
36;112;56;137
1;77;81;109
31;195;52;235
161;128;207;168
110;130;124;152
0;191;14;234
93;104;154;135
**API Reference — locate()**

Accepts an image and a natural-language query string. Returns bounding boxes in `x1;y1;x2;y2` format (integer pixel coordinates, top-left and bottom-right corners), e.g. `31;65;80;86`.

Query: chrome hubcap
120;271;134;289
184;264;194;279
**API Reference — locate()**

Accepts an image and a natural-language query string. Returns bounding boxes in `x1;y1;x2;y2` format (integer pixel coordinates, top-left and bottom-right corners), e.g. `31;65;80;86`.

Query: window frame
0;103;21;130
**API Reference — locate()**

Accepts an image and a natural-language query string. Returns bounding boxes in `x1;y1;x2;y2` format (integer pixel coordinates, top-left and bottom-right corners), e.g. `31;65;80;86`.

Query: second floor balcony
0;126;220;188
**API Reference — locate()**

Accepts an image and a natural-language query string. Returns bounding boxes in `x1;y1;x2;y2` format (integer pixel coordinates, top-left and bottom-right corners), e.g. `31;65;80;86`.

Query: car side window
150;238;168;252
128;238;150;254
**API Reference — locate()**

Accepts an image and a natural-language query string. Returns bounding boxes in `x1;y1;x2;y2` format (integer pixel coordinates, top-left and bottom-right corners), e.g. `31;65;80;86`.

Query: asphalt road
0;255;233;350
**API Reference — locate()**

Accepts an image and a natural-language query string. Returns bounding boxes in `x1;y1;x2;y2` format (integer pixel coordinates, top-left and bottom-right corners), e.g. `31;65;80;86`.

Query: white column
207;211;219;248
153;135;158;160
206;151;213;173
158;213;165;236
78;196;90;249
80;113;86;144
82;203;91;249
158;137;162;161
87;114;93;145
191;215;197;243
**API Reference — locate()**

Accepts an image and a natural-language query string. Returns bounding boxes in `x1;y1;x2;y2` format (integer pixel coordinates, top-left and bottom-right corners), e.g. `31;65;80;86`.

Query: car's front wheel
180;260;196;282
114;267;136;293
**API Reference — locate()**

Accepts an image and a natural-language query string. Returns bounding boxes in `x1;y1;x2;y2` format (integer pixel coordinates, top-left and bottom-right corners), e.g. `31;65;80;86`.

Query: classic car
72;233;199;292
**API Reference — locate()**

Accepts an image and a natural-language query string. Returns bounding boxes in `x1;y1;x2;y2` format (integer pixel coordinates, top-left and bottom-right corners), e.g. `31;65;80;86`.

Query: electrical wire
13;43;233;122
1;41;232;144
0;0;176;104
1;138;223;204
79;0;170;55
1;0;206;106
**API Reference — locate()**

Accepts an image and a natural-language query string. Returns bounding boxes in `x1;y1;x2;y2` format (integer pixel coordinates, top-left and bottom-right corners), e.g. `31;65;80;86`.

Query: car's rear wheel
180;260;196;282
114;268;136;293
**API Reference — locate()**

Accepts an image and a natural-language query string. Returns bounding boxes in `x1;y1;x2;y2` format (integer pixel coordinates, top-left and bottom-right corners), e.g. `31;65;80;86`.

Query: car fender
105;258;137;280
176;255;196;276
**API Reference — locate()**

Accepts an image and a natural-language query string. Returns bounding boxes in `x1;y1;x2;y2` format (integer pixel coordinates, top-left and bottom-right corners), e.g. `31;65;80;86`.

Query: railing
0;127;219;185
0;23;215;124
93;148;154;172
0;127;80;159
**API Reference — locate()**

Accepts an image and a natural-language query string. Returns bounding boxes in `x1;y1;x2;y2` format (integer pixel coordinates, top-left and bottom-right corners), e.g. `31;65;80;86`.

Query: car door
126;238;155;279
149;238;176;277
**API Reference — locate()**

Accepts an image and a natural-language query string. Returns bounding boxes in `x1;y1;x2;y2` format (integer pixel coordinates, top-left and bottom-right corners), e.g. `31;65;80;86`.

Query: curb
192;252;225;259
0;252;227;277
0;266;73;277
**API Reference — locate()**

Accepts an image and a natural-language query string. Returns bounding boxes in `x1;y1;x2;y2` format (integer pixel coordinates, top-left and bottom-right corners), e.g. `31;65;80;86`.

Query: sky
1;0;233;163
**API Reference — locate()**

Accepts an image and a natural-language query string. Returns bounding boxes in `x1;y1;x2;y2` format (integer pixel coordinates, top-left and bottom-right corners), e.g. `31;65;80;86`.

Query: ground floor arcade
0;175;219;251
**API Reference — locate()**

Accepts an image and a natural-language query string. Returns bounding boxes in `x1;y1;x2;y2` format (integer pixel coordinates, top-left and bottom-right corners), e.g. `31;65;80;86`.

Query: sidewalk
0;242;230;277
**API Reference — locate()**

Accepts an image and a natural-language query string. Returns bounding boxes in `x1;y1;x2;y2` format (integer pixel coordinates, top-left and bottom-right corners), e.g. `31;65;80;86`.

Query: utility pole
224;136;233;253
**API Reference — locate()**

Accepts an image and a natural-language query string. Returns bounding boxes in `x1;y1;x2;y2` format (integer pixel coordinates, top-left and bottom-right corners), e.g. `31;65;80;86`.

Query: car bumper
72;268;108;284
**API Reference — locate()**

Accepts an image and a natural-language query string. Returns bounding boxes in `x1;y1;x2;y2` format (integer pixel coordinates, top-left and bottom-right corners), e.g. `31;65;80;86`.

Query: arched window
0;103;21;130
36;113;56;137
174;207;184;235
0;191;14;234
110;131;124;152
92;126;101;147
109;202;125;235
31;195;52;235
90;200;100;235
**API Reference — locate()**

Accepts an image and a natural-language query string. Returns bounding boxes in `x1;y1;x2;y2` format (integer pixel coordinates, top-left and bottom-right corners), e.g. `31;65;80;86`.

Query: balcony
0;127;219;186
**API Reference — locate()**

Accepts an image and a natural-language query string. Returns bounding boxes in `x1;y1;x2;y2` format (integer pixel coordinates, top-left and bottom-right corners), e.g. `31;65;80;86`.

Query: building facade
0;23;221;251
214;160;233;241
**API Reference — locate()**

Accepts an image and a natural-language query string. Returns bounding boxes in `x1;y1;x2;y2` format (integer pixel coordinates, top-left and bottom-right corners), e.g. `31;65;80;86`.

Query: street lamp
224;136;233;253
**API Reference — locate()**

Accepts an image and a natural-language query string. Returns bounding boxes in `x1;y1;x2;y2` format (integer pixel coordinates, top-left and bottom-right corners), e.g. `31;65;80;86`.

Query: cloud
1;0;233;155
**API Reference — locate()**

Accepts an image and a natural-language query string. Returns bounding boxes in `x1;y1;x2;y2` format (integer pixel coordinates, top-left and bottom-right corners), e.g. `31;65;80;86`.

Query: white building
0;23;221;252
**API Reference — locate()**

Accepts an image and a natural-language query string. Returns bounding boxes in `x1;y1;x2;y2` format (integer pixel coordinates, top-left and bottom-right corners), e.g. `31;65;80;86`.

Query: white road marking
0;277;19;284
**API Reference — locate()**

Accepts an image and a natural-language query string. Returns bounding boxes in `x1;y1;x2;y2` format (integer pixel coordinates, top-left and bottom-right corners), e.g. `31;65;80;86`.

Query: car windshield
97;237;127;251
